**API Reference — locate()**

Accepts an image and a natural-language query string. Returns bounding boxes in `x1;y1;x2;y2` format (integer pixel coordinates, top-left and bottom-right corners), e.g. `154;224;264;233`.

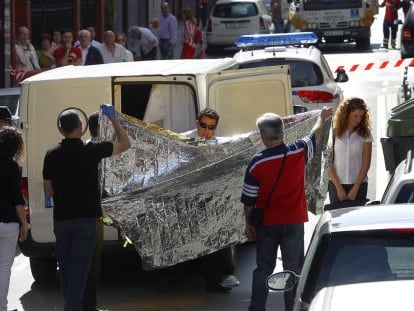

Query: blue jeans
249;223;304;311
159;39;174;60
54;218;97;311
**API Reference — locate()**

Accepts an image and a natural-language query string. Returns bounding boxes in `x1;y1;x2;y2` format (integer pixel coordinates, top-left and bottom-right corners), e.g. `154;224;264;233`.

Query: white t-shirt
333;130;373;184
98;43;129;63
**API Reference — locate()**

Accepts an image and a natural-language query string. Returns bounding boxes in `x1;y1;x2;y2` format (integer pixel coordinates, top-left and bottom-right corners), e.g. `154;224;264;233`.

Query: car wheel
29;256;57;282
355;37;371;50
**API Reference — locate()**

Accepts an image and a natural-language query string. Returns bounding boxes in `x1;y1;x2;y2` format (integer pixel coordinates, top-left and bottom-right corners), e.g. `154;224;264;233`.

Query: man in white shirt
15;26;40;72
98;31;129;63
128;26;159;60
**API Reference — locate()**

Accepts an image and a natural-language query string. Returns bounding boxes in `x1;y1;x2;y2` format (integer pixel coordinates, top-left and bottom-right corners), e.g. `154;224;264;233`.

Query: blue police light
235;32;319;48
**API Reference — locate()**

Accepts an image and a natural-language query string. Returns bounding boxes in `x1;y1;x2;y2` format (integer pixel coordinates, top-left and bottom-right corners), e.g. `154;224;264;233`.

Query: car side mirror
267;271;299;292
335;69;349;83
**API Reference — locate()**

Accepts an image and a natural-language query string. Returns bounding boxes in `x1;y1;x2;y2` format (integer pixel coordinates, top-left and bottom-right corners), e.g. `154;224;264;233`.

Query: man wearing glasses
182;108;219;143
181;107;241;292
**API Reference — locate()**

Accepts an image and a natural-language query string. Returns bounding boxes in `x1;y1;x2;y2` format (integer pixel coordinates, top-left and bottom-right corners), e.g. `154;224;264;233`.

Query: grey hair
256;113;284;140
128;26;141;49
78;29;91;38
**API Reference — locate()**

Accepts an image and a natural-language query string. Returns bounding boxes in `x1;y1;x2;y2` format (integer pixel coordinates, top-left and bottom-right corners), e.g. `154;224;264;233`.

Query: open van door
206;65;293;137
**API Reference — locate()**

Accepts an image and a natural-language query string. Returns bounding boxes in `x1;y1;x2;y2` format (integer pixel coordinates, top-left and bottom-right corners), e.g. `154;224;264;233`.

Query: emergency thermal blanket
100;111;331;270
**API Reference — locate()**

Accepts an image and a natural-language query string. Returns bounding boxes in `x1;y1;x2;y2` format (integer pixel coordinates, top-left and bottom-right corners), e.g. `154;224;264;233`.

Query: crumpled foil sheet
100;111;331;270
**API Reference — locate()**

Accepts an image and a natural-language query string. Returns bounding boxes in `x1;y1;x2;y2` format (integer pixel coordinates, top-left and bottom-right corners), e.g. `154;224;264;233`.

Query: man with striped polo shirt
242;107;332;311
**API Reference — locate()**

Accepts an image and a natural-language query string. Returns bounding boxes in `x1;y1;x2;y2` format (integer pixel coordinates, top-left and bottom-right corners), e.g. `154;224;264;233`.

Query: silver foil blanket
100;111;331;270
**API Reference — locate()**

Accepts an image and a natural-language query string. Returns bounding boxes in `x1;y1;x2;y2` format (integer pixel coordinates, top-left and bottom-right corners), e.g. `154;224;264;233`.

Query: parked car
206;0;274;52
267;204;414;311
0;87;20;116
401;3;414;59
309;280;414;310
233;33;347;111
381;150;414;204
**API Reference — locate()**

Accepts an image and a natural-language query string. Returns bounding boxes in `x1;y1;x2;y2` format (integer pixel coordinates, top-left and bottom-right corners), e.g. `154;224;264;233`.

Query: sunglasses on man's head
199;122;216;130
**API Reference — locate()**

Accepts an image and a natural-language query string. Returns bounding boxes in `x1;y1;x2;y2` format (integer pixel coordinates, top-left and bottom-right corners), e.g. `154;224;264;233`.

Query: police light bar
235;32;319;48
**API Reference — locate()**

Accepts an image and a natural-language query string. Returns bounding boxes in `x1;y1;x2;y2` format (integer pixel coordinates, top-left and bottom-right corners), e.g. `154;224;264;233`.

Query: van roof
22;58;238;82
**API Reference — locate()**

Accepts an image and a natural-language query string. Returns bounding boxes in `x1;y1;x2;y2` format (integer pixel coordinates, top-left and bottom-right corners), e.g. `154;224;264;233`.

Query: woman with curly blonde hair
329;97;373;206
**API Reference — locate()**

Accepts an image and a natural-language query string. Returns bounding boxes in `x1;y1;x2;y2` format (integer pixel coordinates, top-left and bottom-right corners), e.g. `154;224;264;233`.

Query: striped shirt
241;134;315;225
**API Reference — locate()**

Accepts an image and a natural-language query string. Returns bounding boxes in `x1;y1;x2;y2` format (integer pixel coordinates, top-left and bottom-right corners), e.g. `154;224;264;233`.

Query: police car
233;32;348;112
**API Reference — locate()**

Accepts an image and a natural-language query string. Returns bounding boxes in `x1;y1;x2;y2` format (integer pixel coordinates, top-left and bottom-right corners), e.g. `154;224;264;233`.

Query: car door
206;65;293;137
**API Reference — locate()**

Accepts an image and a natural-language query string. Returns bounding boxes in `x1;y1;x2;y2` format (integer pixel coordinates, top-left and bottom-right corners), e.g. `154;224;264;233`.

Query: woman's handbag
247;147;287;227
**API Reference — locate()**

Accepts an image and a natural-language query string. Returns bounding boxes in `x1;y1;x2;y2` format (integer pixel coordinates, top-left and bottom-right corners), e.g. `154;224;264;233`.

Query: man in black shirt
43;105;130;311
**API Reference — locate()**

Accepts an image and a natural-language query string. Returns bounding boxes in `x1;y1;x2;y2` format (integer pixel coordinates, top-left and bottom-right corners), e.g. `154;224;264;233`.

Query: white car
233;33;348;111
206;0;274;52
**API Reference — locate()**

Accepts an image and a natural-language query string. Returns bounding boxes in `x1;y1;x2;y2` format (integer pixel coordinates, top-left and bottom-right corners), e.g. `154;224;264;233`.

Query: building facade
1;0;209;87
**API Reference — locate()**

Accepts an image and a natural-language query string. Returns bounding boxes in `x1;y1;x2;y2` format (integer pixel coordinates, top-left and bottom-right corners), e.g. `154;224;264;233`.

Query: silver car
267;204;414;310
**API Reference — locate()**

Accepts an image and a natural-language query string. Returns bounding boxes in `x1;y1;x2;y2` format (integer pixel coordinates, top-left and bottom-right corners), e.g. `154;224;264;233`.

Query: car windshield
239;59;323;87
302;231;414;303
395;184;414;203
213;2;258;18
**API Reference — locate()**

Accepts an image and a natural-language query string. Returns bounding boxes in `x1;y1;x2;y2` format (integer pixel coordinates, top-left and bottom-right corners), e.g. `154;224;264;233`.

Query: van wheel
221;245;237;275
355;37;370;50
29;257;57;282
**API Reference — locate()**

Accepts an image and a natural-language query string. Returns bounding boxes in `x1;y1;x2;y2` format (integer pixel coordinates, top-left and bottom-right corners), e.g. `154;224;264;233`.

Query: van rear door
207;65;292;137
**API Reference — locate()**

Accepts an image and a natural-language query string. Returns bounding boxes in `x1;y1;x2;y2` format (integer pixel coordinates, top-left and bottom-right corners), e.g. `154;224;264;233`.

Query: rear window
0;90;20;115
302;231;414;303
213;2;259;18
395;184;414;203
239;59;323;87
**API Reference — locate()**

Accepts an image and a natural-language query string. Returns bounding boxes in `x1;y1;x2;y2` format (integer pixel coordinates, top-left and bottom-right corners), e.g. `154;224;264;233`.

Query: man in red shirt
242;107;332;311
380;0;402;49
54;31;82;66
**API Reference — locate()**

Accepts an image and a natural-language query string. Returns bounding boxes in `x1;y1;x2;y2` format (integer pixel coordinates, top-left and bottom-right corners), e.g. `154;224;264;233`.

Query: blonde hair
181;7;197;25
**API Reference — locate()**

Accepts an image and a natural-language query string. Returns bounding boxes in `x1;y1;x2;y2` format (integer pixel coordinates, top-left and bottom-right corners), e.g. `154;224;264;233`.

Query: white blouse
333;130;373;184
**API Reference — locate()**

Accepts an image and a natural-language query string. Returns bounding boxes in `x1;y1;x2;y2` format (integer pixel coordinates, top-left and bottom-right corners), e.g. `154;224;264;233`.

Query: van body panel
19;58;293;271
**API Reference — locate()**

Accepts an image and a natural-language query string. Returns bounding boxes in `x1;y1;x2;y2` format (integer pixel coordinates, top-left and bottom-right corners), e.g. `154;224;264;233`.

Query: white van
18;58;293;281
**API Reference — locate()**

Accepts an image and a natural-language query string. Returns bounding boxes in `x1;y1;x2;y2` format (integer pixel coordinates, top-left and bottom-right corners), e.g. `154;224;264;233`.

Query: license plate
226;23;242;29
324;30;344;36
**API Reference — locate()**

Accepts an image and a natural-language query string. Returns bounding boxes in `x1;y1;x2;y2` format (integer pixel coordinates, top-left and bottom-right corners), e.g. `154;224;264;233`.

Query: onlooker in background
180;8;197;59
271;0;284;33
116;33;135;62
0;126;29;311
98;30;129;63
74;25;101;48
328;97;373;207
50;29;62;50
127;26;159;61
54;30;82;66
242;108;332;311
37;33;55;70
15;26;40;72
43;105;130;311
196;0;209;29
159;2;178;59
380;0;402;49
78;29;104;66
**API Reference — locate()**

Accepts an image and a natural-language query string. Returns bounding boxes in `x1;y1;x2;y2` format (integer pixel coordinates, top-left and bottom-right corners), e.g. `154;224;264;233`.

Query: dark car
0;87;20;117
267;204;414;311
401;3;414;58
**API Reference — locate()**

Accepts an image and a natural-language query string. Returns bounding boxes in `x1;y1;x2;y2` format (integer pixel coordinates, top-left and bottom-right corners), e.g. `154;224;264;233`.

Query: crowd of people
12;2;206;85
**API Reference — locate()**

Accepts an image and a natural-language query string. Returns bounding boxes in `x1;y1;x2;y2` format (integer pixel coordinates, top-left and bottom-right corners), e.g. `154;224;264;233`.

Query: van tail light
207;19;212;32
295;90;335;103
259;17;266;30
403;27;413;42
21;176;30;223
